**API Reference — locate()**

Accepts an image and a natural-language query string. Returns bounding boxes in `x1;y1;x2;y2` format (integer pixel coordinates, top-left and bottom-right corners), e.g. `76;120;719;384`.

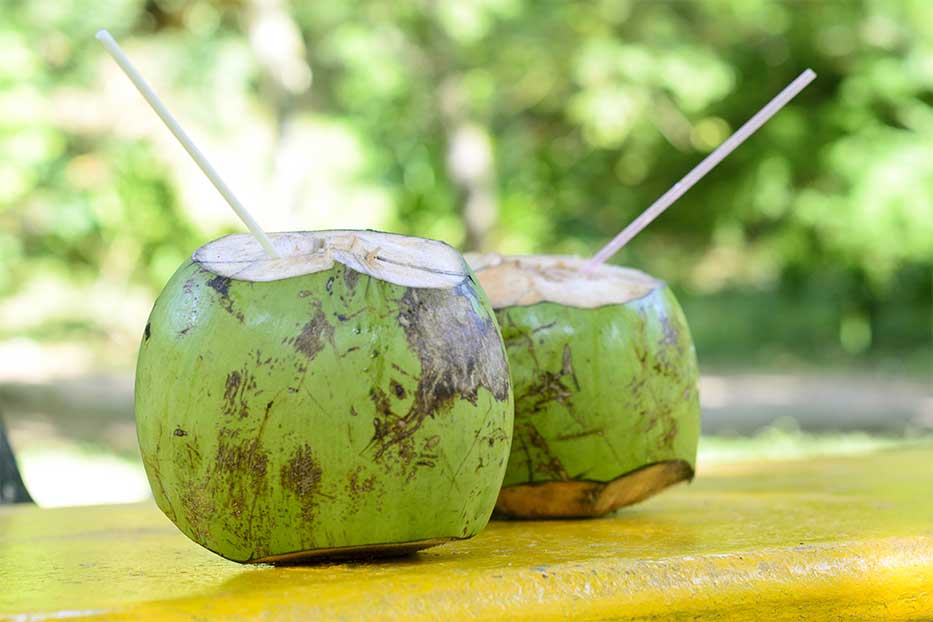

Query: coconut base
249;537;453;565
494;460;694;519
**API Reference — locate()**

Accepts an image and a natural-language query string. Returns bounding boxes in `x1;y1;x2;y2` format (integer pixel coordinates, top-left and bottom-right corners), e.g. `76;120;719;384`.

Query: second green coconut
468;253;700;519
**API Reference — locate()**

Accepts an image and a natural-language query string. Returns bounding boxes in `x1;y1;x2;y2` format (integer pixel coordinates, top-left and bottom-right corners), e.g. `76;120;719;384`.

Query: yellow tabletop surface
1;446;931;621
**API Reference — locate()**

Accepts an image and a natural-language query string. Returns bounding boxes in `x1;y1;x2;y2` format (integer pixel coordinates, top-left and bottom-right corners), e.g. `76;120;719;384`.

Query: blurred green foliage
0;0;930;372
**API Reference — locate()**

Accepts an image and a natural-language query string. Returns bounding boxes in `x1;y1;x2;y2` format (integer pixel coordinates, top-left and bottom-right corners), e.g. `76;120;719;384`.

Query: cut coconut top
195;231;469;288
466;253;662;309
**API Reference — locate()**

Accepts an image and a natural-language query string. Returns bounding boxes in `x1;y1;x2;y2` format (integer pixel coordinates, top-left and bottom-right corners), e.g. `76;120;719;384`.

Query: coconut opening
194;231;469;288
466;253;662;309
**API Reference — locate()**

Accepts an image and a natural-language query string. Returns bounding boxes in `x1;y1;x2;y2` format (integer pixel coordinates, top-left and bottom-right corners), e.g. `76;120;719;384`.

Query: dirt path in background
698;372;931;434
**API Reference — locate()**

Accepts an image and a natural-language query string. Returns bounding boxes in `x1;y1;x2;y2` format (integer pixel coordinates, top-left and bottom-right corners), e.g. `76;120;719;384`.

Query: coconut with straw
98;31;514;562
470;70;816;518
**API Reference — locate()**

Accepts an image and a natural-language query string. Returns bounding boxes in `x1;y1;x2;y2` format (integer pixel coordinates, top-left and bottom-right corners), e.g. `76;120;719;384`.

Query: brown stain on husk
206;274;245;322
221;370;256;419
280;444;324;525
369;280;509;458
290;302;335;360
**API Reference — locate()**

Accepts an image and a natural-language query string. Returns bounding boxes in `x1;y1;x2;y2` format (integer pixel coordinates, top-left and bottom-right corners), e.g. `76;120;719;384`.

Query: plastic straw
583;68;816;272
96;30;280;259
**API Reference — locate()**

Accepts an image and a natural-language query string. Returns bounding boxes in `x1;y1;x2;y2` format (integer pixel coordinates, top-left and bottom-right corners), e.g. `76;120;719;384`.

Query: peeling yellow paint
1;447;931;621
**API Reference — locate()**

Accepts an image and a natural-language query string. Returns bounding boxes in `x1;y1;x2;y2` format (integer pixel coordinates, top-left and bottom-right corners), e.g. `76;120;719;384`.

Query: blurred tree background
1;0;931;377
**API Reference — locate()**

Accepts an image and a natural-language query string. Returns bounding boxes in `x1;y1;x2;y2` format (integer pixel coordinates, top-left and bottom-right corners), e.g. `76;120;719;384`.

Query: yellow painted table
1;447;931;621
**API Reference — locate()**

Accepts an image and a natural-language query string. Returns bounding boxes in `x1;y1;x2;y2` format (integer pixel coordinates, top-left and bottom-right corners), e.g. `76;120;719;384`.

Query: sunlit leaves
0;0;931;365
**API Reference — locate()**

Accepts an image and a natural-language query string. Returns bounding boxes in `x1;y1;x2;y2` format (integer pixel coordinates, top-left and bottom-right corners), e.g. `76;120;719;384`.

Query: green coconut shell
135;249;513;563
491;283;700;518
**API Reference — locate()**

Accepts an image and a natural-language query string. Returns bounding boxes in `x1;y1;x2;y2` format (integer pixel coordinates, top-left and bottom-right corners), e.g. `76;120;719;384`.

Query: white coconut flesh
465;253;663;309
194;231;469;289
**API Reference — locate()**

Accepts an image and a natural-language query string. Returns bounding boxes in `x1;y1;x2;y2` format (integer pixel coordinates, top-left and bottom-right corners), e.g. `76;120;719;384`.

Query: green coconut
467;253;700;519
136;231;513;563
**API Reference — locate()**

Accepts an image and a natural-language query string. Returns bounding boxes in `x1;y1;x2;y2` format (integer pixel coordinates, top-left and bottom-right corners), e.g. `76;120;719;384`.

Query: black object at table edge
0;413;32;504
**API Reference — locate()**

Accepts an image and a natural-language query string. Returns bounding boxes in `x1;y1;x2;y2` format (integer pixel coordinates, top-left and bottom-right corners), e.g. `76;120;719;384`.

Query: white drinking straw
583;68;816;272
96;30;280;259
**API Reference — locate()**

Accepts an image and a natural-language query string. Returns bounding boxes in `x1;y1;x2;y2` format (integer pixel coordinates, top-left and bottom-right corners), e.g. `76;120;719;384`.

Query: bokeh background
0;0;930;506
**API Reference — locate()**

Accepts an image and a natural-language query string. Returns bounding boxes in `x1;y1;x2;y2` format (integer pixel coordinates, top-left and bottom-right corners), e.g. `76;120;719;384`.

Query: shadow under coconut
253;537;459;566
